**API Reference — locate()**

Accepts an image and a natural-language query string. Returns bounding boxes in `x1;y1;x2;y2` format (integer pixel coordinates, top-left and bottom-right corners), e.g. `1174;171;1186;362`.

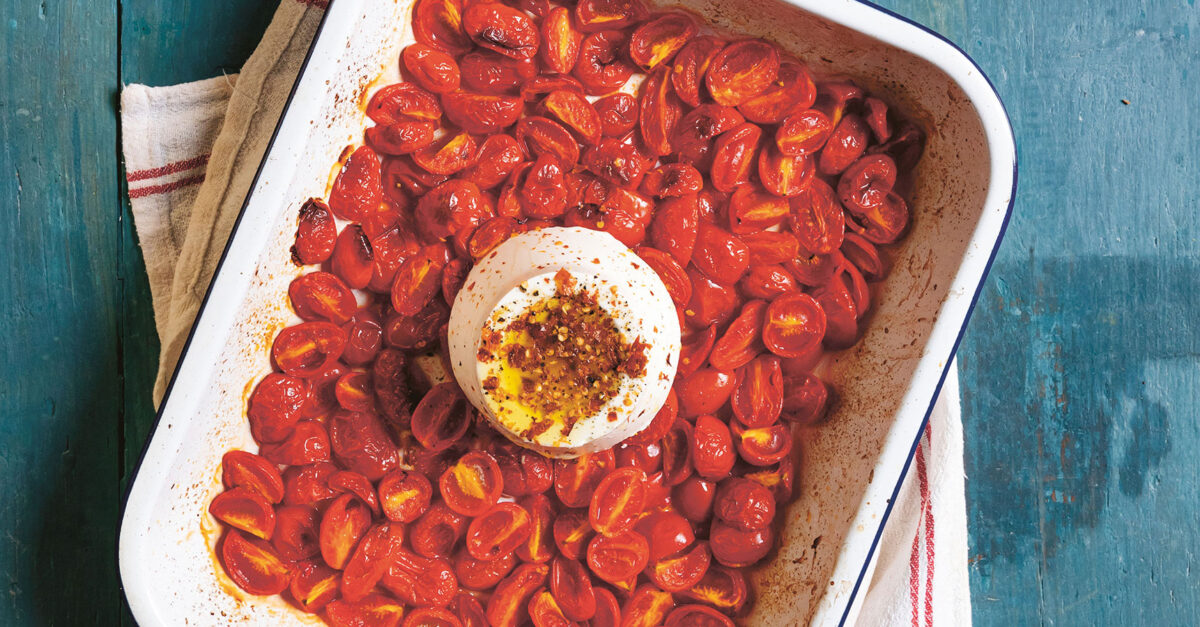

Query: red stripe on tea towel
922;425;935;627
126;154;210;182
128;174;207;199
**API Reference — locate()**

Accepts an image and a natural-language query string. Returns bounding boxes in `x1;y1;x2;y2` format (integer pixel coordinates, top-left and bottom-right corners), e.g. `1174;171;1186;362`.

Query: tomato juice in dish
208;0;924;623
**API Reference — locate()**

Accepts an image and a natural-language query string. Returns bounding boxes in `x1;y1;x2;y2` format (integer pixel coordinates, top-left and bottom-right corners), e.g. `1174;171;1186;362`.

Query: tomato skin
403;608;463;627
588;467;648;537
665;604;734;627
709;519;774;567
614;441;662;474
495;444;554;496
467;502;533;561
714;477;776;532
782;372;831;425
455;548;518;591
676;368;735;417
634;511;694;562
440;451;504;516
649;194;699;265
292;198;337;265
586;530;649;584
282;462;338;507
382;549;459;608
691;415;736;480
673;476;716;523
259;420;330;467
330;146;383;222
551;556;597;621
594;92;639;138
328;410;400;480
377;469;433;523
220;530;291;596
730;355;784;428
453;592;489;627
411;501;470;559
341;522;406;602
246;374;308;444
463;2;540;60
487;563;550;627
684;269;740;330
554;449;616;508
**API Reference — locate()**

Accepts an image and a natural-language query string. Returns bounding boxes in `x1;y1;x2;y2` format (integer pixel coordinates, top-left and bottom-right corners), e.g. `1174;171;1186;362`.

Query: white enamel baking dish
119;0;1015;624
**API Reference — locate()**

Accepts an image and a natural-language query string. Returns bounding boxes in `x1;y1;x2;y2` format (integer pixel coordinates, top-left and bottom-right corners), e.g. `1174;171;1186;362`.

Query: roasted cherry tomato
665;604;734;627
222;450;284;503
677;368;735;417
586;530;649;584
635;510;694;562
552;509;595;560
271;322;346;378
575;0;648;32
328;470;381;516
246;373;307;444
673;476;717;523
680;566;748;613
708;300;766;372
259;420;330;466
328;410;400;480
487;563;550;627
209;487;275;540
411;502;470;559
714;477;776;533
319;493;372;570
442;90;524;134
379;469;434;523
621;585;675;627
290;559;340;613
650;541;711;592
706;39;780;106
554;449;616;508
292;198;337;265
629;12;697;70
342;522;406;602
463;2;539;59
588;467;648;537
329;146;383;221
411;0;472;55
575;30;634;96
739;264;799;300
782;372;831;425
671;36;724;107
733;421;793;466
649;194;699;264
382;549;459;607
551;556;597;621
762;292;827;358
440;451;504;516
730;355;784;427
220;530;291;596
691;415;736;480
467;502;533;561
494;445;554;497
327;593;407;627
541;7;583;74
709;520;773;567
660;417;694;487
282;462;338;507
455;548;517;591
403;608;463;627
412;382;472;451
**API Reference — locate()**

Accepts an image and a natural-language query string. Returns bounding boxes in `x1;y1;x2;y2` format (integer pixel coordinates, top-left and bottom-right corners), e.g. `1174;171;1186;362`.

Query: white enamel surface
447;227;680;458
118;0;1014;625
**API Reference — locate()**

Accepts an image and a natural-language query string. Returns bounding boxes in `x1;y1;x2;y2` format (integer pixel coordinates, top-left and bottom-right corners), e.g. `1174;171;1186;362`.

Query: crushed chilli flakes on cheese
478;269;650;438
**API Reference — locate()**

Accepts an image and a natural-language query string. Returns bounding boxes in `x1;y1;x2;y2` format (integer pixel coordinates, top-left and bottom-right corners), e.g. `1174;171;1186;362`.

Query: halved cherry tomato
685;268;740;330
220;530;290;596
635;510;694;562
840;231;885;281
621;585;675;627
582;137;650;188
693;223;749;286
728;186;788;233
791;177;845;255
368;120;438;155
551;556;596;621
403;43;461;94
657;418;696;485
440;451;504;516
649;194;698;264
441;90;524;134
379;469;434;523
709;122;761;192
404;608;463;627
392;242;451;316
672;105;743;166
319;493;372;570
383;549;459;607
518;494;557;563
282;462;338;507
714;477;776;533
586;530;649;583
817;113;869;176
709;520;773;567
649;541;711;592
759;145;815;198
328;410;400;480
412;382;472;451
615;441;662;474
708;300;766;371
329;146;383;221
487;563;550;627
592;588;622;627
455;548;517;591
341;522;406;602
290;560;340;613
259;420;330;466
467;502;532;561
412;0;471;55
553;449;615;508
576;30;635;95
326;471;379;518
739;264;798;300
845;188;909;245
552;509;595;560
334;371;374;414
463;2;539;59
463;135;524;190
636;246;691;306
739;61;816;123
677;325;715;379
442;257;469;304
782;372;830;425
222;450;284;503
743;456;796;504
341;307;385;365
594;93;639;137
541;7;583;74
625;389;676;445
691;415;736;480
671;36;724;107
679;566;748;613
385;300;449;351
629;12;697;70
706;39;779;106
453;592;488;627
814;280;857;349
676;368;735;417
762;292;827;358
673;476;716;523
733;421;793;466
730;355;783;428
543;89;601;144
411;501;470;559
665;604;734;627
292;198;337;265
785;251;840;288
327;593;407;627
209;487;275;540
494;445;554;496
528;588;576;627
299;361;345;420
460;50;537;95
246;373;307;444
776;108;833;156
331;225;375;289
272;322;346;378
575;0;648;32
588;467;647;537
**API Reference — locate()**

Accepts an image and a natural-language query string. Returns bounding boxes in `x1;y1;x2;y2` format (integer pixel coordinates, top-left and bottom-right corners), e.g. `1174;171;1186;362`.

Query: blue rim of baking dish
117;1;1020;623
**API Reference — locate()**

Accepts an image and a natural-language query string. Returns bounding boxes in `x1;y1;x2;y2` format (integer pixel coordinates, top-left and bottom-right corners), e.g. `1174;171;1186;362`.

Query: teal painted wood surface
0;0;1196;625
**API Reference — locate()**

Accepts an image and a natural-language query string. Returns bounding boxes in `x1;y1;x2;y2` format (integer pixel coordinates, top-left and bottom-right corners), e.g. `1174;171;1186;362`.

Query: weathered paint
0;0;1196;625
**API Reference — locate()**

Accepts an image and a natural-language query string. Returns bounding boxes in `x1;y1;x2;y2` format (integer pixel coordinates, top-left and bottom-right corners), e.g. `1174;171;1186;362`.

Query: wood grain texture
876;0;1200;624
0;1;122;624
0;0;1195;625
